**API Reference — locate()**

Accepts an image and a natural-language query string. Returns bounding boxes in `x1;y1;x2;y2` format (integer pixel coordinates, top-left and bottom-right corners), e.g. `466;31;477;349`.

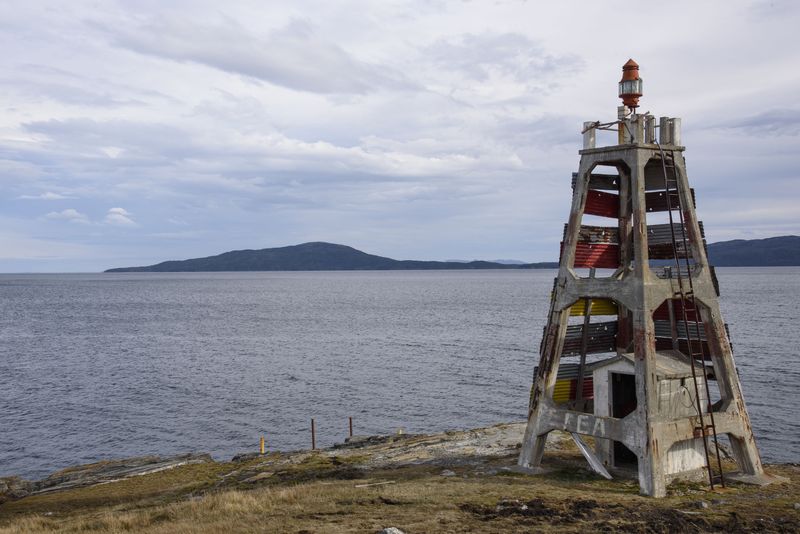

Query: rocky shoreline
1;423;534;503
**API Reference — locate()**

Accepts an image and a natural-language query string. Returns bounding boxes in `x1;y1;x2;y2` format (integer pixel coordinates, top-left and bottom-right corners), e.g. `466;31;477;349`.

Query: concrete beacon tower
517;60;765;497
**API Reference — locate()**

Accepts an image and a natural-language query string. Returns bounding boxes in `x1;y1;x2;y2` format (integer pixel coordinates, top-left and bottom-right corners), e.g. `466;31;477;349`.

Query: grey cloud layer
1;1;798;271
114;18;413;94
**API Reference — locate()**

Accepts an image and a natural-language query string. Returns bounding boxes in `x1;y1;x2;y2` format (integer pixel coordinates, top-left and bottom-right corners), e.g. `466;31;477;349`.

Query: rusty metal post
311;418;316;450
575;268;596;411
349;416;353;438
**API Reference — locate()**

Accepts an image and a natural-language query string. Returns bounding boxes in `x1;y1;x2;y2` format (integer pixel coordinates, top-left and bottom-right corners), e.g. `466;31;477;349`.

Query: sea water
1;268;797;479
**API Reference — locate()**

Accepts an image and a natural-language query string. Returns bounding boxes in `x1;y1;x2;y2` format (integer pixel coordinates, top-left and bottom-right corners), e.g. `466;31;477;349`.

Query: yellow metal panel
569;298;617;317
553;379;572;403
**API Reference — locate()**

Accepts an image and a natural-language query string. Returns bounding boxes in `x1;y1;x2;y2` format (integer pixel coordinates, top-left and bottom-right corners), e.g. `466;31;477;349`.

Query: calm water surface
1;269;798;479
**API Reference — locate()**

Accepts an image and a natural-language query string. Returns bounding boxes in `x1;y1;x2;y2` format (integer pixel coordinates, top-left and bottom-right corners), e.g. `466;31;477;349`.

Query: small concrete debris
376;528;406;534
691;500;710;509
794;502;800;510
440;469;456;477
496;499;528;513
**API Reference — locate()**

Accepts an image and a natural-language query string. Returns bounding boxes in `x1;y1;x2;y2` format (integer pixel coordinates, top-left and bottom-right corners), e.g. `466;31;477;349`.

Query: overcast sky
1;0;798;271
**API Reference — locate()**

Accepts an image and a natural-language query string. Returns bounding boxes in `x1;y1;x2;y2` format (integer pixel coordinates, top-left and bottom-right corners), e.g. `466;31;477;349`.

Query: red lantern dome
619;59;643;109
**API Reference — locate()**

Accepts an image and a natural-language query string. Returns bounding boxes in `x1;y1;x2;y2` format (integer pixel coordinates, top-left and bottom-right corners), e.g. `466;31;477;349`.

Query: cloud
45;208;89;224
717;109;800;136
105;207;136;226
20;191;75;200
424;32;582;84
0;1;798;271
113;18;411;94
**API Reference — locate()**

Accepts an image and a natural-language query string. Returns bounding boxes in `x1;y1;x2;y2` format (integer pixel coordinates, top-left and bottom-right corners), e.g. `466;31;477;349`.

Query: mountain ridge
105;242;558;272
104;236;800;272
706;235;800;266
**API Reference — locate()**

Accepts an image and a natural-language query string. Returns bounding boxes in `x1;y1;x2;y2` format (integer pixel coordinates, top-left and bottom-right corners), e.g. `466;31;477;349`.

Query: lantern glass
619;79;643;96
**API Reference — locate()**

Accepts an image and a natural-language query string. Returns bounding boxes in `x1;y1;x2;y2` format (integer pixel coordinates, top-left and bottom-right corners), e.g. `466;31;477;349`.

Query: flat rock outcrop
1;453;212;502
35;453;213;494
0;477;33;504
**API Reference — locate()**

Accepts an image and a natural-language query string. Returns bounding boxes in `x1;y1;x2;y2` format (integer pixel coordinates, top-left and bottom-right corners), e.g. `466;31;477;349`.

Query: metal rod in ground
259;436;265;455
349;416;353;437
311;418;316;450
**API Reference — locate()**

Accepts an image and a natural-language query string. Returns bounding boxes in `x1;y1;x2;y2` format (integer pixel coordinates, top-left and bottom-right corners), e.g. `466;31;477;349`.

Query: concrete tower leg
518;305;570;468
629;151;667;497
671;154;764;478
519;157;594;469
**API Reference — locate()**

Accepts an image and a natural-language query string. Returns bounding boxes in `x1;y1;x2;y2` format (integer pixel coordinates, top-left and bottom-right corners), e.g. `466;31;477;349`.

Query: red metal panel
570;378;594;400
570;242;619;268
652;299;700;322
584;190;619;218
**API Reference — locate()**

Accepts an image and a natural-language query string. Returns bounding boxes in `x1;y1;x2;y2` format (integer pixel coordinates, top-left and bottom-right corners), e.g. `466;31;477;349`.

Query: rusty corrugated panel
649;243;691;260
643;165;678;191
533;363;593;403
535;363;593;380
652;299;699;322
565;224;620;244
571;172;621;191
645;189;696;212
567;242;619;268
646;222;705;259
570;298;617;317
560;321;618;356
584;190;619;218
646;222;704;244
654;265;693;279
654;319;707;340
553;380;572;403
655;338;711;360
553;379;593;403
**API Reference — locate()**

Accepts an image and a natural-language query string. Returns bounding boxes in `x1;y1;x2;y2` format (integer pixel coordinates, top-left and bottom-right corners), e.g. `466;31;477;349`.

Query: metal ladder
657;145;726;490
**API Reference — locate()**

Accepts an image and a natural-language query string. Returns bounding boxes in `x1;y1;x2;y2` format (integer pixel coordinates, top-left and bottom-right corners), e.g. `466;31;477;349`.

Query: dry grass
1;449;798;533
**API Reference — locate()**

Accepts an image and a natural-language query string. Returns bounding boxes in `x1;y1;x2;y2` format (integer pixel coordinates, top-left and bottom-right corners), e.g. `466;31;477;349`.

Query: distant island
706;235;800;266
105;242;558;272
105;236;800;272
